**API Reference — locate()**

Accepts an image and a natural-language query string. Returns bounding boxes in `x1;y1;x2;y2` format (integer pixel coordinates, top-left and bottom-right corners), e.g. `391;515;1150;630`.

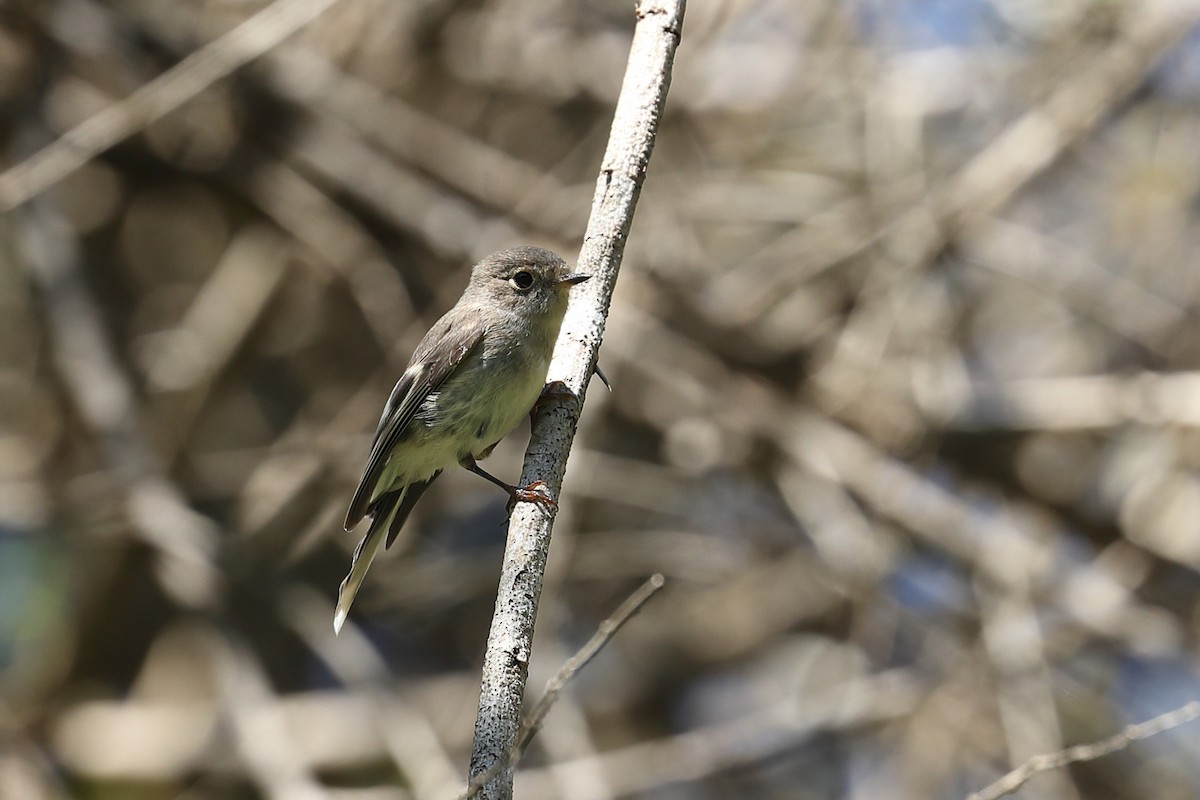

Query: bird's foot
505;480;557;517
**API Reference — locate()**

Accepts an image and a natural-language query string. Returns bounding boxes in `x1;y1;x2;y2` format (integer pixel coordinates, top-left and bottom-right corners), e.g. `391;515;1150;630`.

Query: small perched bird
335;246;589;633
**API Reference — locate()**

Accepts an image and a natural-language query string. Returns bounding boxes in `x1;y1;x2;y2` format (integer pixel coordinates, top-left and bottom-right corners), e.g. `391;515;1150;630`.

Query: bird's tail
334;489;403;634
333;471;442;634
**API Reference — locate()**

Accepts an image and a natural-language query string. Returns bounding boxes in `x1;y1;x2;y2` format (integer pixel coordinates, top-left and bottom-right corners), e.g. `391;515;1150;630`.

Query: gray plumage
335;246;588;633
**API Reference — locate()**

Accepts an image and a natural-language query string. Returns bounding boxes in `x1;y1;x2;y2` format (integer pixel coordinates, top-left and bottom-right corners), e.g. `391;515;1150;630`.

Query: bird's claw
505;480;557;516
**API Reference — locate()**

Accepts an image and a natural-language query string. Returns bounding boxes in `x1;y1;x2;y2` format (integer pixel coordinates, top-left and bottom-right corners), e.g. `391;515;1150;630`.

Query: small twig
517;573;665;755
967;702;1200;800
461;574;667;800
0;0;341;211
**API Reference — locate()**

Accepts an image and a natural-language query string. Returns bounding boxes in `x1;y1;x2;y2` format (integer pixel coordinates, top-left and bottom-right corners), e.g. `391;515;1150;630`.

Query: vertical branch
466;2;686;798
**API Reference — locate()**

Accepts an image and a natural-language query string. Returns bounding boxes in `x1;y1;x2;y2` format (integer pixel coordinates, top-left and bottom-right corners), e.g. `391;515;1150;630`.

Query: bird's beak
559;273;590;286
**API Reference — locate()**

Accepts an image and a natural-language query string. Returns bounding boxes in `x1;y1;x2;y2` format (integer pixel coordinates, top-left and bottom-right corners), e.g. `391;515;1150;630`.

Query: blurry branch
15;201;218;608
241;160;415;345
567;527;747;582
810;0;1200;412
626;548;844;666
463;574;666;800
0;0;341;211
211;634;333;800
147;226;292;462
917;371;1200;431
0;723;72;800
827;51;1200;420
516;669;918;800
51;687;454;780
27;0;420;356
49;577;664;790
718;0;1200;327
962;216;1186;354
262;49;581;238
789;413;1179;652
281;587;461;800
935;0;1200;228
607;296;1172;652
967;702;1200;800
467;2;685;798
282;114;520;259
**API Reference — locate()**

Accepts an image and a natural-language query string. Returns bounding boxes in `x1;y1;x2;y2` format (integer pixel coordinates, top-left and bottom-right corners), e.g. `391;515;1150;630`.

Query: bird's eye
511;270;534;290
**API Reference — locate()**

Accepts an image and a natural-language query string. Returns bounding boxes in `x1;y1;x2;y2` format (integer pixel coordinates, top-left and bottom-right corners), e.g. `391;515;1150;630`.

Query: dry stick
467;7;685;797
967;702;1200;800
462;574;667;800
0;0;341;211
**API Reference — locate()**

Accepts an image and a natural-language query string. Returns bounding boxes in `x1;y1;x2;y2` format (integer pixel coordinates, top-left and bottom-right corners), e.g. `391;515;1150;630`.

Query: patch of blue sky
888;549;972;617
1149;23;1200;100
1111;655;1200;771
851;0;1004;52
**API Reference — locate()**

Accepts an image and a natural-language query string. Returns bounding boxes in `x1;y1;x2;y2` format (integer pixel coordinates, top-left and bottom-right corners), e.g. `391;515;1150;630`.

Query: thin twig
465;2;685;798
516;573;666;755
0;0;341;211
461;574;667;800
967;702;1200;800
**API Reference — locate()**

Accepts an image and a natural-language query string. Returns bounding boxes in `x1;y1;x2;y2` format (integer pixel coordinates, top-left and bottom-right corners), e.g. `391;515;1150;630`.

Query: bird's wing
343;316;485;530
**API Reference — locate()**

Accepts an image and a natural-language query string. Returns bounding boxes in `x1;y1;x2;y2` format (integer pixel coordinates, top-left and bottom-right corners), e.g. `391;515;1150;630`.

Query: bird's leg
459;456;557;515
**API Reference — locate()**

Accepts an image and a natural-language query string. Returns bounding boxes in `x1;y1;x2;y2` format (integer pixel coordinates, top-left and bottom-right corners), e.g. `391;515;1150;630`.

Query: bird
335;246;589;633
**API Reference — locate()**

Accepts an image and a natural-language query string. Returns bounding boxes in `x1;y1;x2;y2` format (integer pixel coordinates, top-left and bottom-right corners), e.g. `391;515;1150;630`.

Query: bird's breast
425;337;551;454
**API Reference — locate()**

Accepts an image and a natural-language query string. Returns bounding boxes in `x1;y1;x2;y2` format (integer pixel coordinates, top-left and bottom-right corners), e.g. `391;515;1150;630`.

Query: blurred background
4;0;1200;798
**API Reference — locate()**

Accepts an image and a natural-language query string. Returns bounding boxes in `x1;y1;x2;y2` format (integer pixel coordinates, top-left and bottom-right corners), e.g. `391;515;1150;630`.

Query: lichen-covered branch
466;2;686;798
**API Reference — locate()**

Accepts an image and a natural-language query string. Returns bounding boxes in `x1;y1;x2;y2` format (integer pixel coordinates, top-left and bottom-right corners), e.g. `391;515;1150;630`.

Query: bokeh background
5;0;1200;798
